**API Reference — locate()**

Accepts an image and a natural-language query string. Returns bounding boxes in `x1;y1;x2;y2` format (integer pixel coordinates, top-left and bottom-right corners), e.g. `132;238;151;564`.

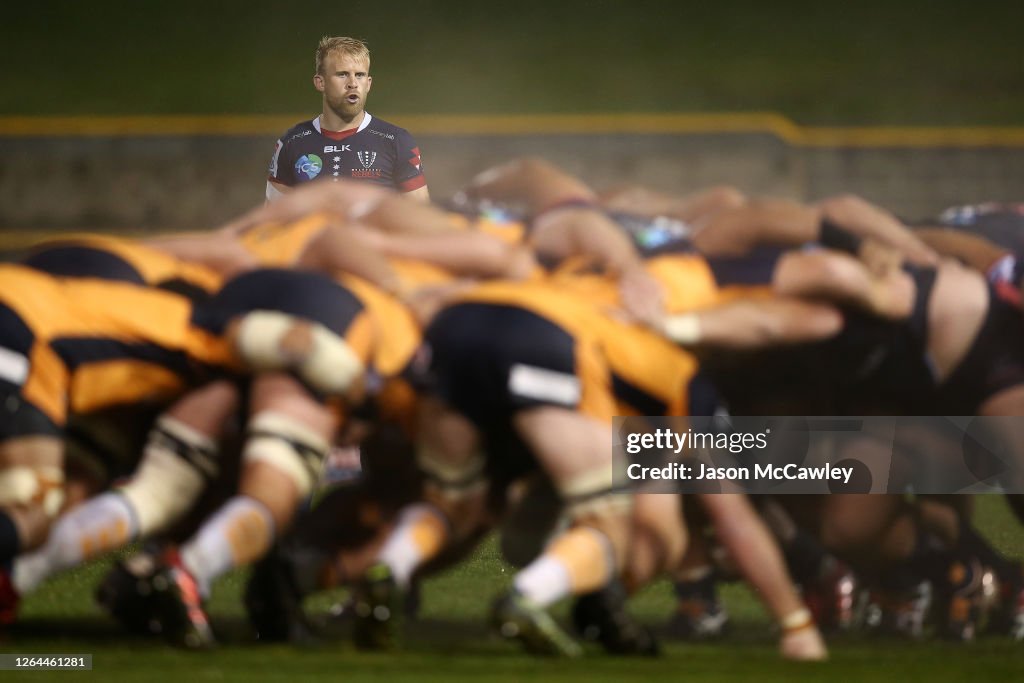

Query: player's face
316;52;372;121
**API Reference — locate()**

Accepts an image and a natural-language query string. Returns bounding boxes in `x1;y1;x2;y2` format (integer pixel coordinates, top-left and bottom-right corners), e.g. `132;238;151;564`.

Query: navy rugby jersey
936;202;1024;254
267;114;426;197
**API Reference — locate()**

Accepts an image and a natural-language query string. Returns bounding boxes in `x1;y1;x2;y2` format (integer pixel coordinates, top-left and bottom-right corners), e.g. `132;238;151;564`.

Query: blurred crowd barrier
1;115;1023;234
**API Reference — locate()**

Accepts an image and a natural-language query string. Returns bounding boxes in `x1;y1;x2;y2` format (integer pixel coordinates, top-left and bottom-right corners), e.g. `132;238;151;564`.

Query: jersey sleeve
392;128;427;193
267;136;295;187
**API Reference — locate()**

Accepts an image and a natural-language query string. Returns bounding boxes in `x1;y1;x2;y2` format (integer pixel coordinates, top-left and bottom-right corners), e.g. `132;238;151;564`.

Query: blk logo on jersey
295;154;323;180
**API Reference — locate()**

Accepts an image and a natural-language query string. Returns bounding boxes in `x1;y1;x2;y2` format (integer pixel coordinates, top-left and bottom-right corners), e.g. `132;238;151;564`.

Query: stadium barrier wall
1;114;1024;241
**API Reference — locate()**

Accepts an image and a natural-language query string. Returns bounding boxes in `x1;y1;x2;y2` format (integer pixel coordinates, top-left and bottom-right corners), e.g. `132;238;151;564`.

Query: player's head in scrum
314;36;373;127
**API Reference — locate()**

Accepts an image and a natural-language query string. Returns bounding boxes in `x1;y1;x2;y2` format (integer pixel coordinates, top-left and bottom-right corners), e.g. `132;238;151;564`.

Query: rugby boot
351;562;403;650
987;562;1024;640
802;558;859;632
864;580;932;640
939;559;994;642
571;581;659;656
148;552;215;649
244;544;316;644
1010;586;1024;641
491;589;582;657
667;574;729;640
0;567;19;626
95;551;163;636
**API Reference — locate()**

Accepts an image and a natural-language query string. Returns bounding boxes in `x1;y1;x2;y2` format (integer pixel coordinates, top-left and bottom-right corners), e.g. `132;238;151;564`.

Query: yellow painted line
0;112;803;139
0;115;302;136
390;112;808;142
801;126;1024;148
1;114;1024;148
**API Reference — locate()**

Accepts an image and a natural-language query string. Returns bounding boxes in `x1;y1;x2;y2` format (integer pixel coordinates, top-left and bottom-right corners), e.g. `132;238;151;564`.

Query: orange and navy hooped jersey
234;212;337;267
702;248;784;302
0;265;235;428
235;212;466;292
546;253;721;316
233;213;436;382
447;277;700;422
332;271;423;433
22;233;223;297
189;265;424;432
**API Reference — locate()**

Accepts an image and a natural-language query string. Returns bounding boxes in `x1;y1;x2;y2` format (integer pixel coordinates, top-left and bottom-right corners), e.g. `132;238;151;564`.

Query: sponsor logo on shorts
295;153;323;180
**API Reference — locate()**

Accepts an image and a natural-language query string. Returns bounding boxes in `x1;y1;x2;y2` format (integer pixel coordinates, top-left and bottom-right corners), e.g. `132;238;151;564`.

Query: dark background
4;0;1024;124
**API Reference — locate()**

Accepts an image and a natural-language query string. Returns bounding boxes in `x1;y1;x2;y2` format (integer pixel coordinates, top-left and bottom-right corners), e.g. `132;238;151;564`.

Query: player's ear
313;73;325;93
366;75;372;92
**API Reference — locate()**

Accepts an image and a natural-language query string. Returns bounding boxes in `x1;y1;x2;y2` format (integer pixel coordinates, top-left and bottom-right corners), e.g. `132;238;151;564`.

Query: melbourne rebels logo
295;153;323;180
357;151;377;169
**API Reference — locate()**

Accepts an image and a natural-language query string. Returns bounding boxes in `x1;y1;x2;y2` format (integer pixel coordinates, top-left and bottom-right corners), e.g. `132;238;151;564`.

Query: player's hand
858;238;904;275
618;265;666;331
903;240;941;267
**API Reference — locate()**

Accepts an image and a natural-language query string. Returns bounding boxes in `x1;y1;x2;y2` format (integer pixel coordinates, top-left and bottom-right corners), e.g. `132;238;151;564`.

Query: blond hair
315;36;370;75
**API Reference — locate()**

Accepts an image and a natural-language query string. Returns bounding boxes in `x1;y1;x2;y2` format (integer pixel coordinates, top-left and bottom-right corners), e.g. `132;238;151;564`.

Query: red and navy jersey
936;202;1024;253
268;114;426;194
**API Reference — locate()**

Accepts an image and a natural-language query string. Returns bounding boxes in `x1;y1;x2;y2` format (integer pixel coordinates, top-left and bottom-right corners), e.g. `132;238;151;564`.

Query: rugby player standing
267;37;429;202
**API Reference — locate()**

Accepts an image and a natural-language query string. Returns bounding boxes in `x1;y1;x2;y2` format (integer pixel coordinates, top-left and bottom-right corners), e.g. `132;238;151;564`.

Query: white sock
13;492;138;595
179;496;275;598
513;555;572;608
377;503;449;589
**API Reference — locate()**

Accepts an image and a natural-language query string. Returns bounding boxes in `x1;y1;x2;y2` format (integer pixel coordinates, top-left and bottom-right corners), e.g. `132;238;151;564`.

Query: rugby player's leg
485;408;628;657
760;497;858;633
573;490;684;656
975;386;1024;638
668;519;730;640
699;493;827;660
12;381;237;597
0;437;64;561
509;408;627;610
0;435;63;625
176;373;335;598
623;493;687;592
152;373;334;648
378;395;488;586
820;494;942;638
350;396;488;650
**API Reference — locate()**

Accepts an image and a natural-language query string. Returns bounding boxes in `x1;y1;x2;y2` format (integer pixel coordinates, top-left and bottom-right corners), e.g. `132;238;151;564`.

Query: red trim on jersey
399;175;427;192
995;278;1022;308
408;146;422;168
321;126;361;141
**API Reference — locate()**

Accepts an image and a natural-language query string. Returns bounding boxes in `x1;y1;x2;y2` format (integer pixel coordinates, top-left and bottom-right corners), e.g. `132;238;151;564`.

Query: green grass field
4;0;1024;124
6;495;1023;681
